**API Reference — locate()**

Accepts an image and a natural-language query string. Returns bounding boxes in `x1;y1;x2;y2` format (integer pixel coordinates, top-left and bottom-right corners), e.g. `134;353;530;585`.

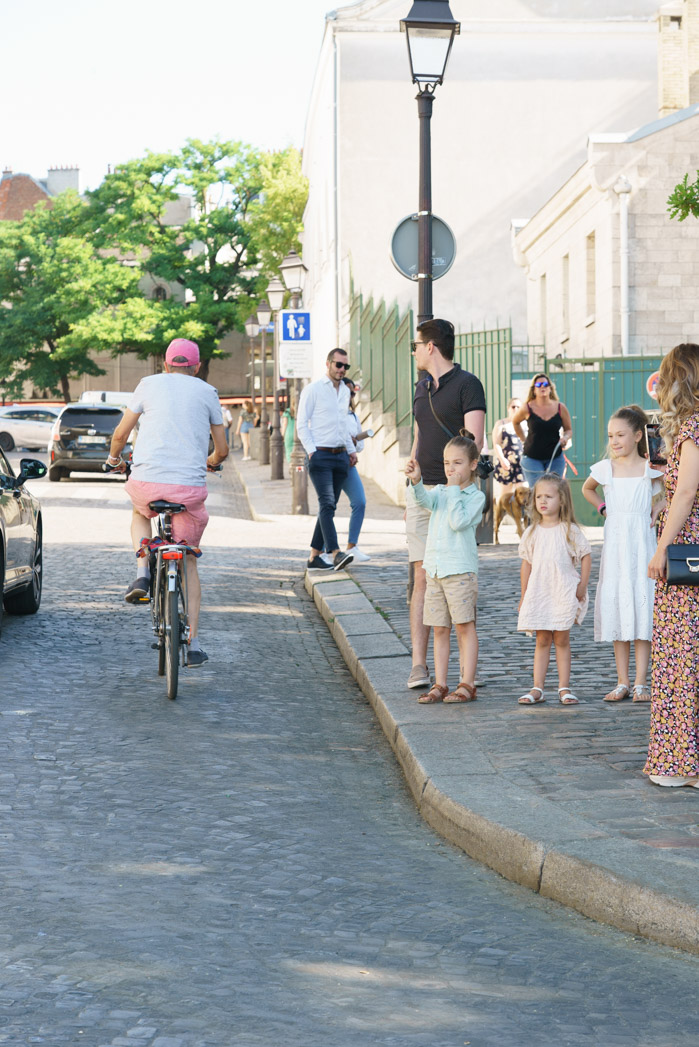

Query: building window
561;254;569;342
539;273;547;348
586;232;596;323
152;286;168;301
670;15;682;29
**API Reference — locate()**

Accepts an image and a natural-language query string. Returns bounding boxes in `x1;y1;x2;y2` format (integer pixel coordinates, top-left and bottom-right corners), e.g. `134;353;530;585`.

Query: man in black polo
405;318;486;689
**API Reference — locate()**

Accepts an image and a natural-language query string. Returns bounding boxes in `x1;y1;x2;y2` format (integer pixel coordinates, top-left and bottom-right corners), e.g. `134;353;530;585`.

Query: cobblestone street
1;465;698;1046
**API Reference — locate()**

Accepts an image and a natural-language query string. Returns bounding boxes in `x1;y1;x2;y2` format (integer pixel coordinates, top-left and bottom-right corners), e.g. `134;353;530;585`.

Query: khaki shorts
424;572;478;627
405;485;435;562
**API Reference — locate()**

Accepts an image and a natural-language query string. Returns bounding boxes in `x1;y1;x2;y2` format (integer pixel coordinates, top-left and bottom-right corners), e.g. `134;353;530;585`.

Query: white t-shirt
128;373;223;486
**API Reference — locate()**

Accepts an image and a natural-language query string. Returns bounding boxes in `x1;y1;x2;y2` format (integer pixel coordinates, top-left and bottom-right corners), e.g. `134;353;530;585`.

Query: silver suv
48;404;132;482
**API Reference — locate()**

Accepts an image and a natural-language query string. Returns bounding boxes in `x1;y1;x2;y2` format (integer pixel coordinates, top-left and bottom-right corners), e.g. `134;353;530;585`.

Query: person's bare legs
533;630;553;692
455;621;478;685
432;626;451;687
632;639;652;700
410;560;430;669
131;509;152;553
604;640;631;700
553;630;571;689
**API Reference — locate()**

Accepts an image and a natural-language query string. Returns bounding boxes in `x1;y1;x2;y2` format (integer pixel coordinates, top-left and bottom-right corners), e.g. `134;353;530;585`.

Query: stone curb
305;568;699;956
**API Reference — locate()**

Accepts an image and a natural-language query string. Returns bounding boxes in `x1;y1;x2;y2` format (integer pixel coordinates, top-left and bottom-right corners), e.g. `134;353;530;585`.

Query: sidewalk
234;450;699;955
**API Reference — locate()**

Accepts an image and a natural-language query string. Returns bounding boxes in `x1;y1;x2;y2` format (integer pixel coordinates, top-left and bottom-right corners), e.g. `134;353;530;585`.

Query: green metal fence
543;355;663;525
349;291;512;440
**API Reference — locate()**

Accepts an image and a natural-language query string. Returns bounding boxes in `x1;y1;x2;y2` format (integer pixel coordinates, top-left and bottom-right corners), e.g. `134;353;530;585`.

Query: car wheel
0;432;15;452
48;466;66;482
4;526;42;616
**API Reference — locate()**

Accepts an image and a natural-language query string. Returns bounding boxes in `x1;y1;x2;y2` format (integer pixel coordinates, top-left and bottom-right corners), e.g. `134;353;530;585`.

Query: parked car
0;404;61;452
48;403;131;482
0;450;46;636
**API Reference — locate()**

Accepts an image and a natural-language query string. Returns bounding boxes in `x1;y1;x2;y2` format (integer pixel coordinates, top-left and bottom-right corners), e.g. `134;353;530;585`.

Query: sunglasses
410;340;427;355
333;361;351;370
534;379;550;388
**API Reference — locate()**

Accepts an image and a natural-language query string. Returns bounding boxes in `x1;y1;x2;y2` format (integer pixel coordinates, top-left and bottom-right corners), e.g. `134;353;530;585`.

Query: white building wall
302;0;659;367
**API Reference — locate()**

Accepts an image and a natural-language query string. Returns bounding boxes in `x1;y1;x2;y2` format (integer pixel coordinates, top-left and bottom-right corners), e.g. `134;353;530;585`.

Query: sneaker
648;774;699;788
333;550;354;571
347;547;371;562
187;648;209;667
125;577;150;604
307;556;334;571
407;664;431;689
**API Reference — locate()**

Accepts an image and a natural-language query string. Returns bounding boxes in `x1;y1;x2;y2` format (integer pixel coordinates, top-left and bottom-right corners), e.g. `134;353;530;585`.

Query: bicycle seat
148;500;187;514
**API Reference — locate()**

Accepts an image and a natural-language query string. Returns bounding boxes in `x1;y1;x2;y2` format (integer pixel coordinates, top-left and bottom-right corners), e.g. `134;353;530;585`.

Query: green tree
86;139;308;380
668;171;699;220
0;192;143;401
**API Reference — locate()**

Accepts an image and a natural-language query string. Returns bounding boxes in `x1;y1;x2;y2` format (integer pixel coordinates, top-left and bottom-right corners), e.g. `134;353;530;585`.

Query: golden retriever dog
493;484;529;544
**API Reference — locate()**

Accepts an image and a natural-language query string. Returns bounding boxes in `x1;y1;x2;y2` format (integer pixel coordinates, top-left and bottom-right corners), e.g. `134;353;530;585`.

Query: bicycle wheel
155;580;166;677
165;583;180;700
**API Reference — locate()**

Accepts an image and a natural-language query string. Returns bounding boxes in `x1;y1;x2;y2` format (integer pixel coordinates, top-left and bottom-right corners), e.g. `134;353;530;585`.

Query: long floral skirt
644;579;699;777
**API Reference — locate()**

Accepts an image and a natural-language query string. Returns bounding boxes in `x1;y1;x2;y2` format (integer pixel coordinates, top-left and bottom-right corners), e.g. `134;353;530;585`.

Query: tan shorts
424;572;478;627
405;485;435;562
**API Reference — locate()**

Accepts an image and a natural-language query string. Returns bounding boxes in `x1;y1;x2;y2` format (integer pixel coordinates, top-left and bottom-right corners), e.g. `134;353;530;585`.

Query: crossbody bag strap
427;382;456;440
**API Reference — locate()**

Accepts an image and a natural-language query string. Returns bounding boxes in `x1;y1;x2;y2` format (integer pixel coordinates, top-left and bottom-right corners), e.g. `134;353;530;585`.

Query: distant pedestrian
281;404;295;463
406;319;486;692
492;397;525;493
405;433;485;704
511;373;573;488
582;405;663;703
517;474;591;706
236;400;255;460
297;348;356;572
645;343;699;788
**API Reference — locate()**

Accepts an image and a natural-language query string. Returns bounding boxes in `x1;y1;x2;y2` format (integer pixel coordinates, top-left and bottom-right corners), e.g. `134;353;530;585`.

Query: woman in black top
511;373;573;489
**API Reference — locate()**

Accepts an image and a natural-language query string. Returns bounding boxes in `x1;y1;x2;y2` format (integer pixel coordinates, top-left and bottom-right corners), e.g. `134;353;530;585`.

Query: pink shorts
125;479;209;546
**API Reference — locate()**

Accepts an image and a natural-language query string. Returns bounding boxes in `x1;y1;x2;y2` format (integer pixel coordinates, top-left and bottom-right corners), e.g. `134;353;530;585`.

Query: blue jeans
308;449;349;553
324;465;366;550
520;452;566;489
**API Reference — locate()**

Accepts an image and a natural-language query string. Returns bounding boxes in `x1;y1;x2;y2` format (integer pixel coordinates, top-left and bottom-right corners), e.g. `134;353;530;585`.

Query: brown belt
315;446;347;454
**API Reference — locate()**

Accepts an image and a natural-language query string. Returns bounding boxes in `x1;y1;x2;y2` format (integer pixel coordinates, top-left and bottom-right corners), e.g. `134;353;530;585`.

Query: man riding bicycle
108;338;228;665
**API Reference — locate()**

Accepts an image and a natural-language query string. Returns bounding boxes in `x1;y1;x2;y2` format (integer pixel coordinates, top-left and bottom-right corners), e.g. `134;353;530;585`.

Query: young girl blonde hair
656;343;699;452
529;473;579;550
525;372;559;403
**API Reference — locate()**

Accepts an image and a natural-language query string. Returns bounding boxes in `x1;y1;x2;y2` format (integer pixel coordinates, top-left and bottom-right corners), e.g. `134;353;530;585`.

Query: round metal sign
390;214;456;281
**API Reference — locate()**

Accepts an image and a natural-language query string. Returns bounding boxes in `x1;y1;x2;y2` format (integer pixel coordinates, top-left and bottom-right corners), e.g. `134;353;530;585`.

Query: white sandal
632;685;651;703
518;686;545;705
558;687;579;705
603;684;630;703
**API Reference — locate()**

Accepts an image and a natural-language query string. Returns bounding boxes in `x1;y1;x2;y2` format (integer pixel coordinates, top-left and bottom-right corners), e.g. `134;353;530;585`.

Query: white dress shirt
297;376;354;456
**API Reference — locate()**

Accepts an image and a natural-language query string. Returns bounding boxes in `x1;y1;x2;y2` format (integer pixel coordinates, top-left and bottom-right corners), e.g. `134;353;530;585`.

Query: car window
4;408;28;420
0;447;14;479
59;408;123;429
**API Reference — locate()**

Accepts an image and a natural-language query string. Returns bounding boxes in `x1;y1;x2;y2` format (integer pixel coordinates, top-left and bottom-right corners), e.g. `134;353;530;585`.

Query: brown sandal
444;681;477;703
417;683;449;704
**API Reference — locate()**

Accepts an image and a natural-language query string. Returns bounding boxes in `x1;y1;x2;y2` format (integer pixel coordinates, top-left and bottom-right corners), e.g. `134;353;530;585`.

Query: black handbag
666;544;699;585
426;382;494;480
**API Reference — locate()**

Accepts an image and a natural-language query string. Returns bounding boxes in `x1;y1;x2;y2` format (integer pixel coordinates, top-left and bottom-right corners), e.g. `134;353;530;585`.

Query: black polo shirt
413;363;486;484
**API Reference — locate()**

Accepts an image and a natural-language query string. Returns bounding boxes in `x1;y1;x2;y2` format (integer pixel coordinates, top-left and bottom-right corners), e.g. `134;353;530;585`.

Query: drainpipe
332;22;341;346
614;176;632;356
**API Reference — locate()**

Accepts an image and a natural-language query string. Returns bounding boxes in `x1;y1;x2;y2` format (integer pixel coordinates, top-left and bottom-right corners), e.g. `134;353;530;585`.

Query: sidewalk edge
305;569;699;957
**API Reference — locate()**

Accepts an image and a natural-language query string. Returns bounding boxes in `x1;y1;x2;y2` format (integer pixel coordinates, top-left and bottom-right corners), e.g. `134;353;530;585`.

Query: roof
0;172;52;221
588;102;699;148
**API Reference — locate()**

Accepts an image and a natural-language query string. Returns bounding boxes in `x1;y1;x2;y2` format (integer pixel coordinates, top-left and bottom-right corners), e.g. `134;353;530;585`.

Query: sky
1;0;347;191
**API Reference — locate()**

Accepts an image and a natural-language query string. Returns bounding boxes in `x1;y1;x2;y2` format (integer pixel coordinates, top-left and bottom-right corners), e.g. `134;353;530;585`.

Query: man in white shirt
108;338;229;665
297;348;357;571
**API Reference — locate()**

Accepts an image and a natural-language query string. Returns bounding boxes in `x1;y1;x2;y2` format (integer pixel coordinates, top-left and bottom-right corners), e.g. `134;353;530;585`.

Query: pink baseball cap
165;338;200;367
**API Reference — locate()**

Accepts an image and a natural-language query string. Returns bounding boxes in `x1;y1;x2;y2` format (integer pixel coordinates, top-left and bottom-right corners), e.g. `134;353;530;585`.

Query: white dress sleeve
567;524;592;567
589;459;611;487
518;525;537;564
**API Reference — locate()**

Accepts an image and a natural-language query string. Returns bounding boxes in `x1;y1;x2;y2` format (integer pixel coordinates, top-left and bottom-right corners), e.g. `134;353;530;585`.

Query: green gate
543;356;663;525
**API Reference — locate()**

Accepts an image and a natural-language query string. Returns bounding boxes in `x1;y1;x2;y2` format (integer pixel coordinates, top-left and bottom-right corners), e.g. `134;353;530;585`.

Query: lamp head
400;0;460;87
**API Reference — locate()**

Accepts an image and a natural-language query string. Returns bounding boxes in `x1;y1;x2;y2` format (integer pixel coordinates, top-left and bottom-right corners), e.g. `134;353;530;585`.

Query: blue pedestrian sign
280;310;311;342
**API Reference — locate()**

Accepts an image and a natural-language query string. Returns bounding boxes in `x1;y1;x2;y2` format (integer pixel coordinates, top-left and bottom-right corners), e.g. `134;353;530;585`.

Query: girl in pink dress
517;474;592;706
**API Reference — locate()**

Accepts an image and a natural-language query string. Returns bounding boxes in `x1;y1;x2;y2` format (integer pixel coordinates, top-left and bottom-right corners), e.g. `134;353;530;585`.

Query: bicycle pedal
151;642;162;650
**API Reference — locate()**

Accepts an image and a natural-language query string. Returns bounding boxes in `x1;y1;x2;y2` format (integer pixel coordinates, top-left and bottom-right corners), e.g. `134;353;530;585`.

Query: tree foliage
668;171;699;221
0;193;142;401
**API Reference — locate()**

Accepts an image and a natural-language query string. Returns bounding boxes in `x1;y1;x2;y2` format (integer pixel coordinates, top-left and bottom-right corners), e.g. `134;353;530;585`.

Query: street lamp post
279;249;310;515
256;298;271;464
266;276;286;480
244;315;259;412
400;0;460;324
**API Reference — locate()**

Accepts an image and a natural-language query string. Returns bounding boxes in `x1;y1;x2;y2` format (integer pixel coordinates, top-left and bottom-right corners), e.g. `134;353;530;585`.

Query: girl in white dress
582;405;664;703
517;475;592;705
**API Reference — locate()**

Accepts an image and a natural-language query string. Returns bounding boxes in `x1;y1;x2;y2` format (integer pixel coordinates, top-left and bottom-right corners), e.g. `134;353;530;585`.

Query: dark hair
342;376;356;392
326;348;348;364
609;403;650;457
416;318;455;361
444;430;479;462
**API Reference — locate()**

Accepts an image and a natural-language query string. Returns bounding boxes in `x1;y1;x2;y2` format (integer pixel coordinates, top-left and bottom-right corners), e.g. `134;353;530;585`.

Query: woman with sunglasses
511;373;573;489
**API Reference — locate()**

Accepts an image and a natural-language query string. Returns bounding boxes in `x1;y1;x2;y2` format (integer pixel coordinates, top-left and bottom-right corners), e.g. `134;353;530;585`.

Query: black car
48;404;132;482
0;450;46;636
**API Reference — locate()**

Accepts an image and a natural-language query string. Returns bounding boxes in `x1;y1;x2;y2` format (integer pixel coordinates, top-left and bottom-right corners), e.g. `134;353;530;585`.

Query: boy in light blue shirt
405;433;486;705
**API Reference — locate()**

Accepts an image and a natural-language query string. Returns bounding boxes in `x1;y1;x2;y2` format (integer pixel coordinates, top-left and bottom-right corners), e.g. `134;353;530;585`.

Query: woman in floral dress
493;398;525;490
645;343;699;788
